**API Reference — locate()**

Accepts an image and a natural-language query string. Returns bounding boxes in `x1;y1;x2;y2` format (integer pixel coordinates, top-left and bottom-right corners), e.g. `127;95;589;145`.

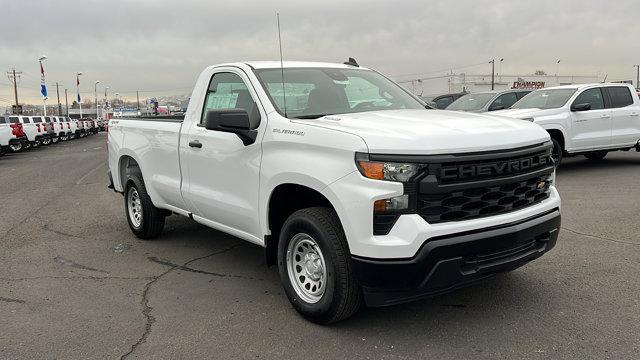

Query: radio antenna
277;13;288;117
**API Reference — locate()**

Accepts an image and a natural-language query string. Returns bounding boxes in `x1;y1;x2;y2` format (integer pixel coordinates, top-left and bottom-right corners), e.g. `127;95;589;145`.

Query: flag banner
77;75;81;102
40;62;48;98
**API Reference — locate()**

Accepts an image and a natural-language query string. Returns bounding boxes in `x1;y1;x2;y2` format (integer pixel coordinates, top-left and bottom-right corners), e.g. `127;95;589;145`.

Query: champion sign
512;81;545;89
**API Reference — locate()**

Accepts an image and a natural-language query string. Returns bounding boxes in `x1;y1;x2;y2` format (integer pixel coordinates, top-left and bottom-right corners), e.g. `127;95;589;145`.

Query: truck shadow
158;216;557;333
558;153;640;175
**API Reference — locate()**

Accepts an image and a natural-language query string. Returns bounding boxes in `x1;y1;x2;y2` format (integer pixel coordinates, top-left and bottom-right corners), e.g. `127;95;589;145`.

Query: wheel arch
546;127;567;153
264;183;340;266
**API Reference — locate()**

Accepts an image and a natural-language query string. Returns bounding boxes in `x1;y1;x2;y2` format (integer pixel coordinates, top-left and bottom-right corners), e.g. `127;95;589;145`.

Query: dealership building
405;73;604;98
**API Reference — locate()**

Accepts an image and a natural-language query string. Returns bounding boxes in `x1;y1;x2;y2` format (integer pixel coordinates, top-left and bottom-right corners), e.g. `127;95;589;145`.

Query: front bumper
351;208;560;307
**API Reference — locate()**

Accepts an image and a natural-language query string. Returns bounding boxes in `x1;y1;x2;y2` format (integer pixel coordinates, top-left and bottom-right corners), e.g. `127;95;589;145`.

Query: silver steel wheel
9;143;22;152
127;187;143;228
286;233;327;304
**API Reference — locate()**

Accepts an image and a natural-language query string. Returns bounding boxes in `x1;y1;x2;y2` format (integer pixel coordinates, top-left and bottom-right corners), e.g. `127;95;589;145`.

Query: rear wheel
52;136;59;144
584;151;608;161
277;207;361;324
124;174;166;239
0;146;6;156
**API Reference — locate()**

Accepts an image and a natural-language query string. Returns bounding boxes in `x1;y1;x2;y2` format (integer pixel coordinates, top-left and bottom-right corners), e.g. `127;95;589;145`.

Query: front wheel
277;207;362;324
124;174;166;239
584;151;608;161
9;143;23;152
52;136;59;144
551;138;563;167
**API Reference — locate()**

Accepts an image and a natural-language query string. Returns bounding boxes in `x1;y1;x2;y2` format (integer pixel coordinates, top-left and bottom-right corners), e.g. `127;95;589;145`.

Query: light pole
77;72;83;118
556;59;561;78
94;81;100;119
490;58;503;90
39;55;48;116
634;65;639;89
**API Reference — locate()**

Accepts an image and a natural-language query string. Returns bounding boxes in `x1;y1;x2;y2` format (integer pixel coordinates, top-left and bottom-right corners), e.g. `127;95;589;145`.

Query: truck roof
214;61;371;70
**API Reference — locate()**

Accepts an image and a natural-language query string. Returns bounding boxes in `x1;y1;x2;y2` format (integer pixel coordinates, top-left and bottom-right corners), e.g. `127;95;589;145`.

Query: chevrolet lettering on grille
439;154;547;181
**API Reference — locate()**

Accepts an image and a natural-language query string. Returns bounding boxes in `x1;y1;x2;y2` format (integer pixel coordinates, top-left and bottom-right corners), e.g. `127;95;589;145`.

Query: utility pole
489;58;504;91
65;88;69;116
136;90;140;110
7;68;22;113
56;83;62;115
490;60;495;90
634;65;640;89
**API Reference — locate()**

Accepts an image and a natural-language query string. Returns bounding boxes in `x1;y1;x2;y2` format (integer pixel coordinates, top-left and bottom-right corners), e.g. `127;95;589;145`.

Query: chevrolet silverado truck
494;83;640;165
108;61;561;323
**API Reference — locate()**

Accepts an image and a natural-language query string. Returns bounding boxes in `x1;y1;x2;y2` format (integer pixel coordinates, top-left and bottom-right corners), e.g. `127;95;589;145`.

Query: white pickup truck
108;61;561;323
494;83;640;165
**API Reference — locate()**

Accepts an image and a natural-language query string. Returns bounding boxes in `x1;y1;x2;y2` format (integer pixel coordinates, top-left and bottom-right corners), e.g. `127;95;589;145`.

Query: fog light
374;194;409;212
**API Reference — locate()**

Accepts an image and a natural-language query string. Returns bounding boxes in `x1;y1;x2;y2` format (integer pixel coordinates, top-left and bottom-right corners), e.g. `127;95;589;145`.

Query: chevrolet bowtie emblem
536;181;546;189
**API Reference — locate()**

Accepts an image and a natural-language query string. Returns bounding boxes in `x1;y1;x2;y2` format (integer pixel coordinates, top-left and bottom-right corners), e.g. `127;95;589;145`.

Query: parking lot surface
1;133;639;359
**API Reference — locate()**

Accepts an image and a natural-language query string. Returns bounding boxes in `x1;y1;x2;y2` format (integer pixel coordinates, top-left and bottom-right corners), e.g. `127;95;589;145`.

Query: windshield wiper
292;114;334;119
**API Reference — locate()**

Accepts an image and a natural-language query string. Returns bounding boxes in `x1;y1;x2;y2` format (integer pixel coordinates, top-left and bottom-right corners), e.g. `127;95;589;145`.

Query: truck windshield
512;89;576;109
446;93;495;111
253;68;425;119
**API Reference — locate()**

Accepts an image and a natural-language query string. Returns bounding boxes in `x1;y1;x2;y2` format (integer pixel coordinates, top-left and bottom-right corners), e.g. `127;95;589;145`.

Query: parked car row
428;83;640;166
0;116;102;156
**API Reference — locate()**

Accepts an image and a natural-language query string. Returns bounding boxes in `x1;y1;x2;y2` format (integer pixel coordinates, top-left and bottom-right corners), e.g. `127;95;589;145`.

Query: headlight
521;117;535;122
355;153;421;182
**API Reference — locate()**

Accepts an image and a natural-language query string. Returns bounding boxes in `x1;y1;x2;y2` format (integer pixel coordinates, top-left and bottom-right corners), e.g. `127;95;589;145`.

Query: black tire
277;207;362;324
584;151;608;161
0;146;6;157
124;174;166;239
550;138;563;167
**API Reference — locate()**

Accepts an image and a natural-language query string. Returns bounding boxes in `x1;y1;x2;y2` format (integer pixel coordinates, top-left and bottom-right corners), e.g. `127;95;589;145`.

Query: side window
201;72;259;129
606;86;633;108
516;91;531;100
9;116;20;124
573;88;605;110
22;117;32;123
435;96;454;109
490;92;518;111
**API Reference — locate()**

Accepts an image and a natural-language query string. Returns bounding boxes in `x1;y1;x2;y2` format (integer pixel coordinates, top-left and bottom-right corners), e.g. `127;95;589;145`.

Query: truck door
569;87;611;150
181;68;265;240
605;86;640;147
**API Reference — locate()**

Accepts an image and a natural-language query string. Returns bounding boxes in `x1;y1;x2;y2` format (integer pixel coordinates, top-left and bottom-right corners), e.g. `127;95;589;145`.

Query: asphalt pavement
1;133;638;359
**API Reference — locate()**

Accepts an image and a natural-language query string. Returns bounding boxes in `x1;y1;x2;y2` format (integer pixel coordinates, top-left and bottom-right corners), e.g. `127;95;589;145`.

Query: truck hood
492;107;565;119
294;109;550;155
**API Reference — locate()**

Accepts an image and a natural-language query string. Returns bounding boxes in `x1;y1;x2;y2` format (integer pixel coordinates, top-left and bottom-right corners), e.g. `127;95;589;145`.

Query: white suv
495;83;640;165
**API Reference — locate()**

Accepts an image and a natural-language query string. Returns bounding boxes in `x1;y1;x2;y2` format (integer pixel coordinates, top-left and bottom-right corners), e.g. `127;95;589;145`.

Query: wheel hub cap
127;188;142;227
286;233;327;304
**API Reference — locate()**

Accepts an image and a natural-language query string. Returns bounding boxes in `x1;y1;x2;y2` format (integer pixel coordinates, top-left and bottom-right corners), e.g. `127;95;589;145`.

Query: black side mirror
489;105;505;111
203;109;258;145
571;103;591;112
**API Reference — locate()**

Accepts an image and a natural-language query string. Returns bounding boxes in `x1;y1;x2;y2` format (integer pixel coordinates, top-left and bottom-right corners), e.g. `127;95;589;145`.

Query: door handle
188;140;202;148
630;112;639;116
600;114;610;118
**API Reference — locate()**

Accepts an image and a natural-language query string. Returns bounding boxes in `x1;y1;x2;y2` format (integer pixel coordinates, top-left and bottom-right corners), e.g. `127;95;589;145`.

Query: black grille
414;142;554;224
418;174;552;223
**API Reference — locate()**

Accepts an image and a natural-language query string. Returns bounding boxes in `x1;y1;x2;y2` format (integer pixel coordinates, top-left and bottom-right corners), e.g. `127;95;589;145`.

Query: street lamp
94;81;100;119
77;72;83;118
39;55;48;116
634;65;639;90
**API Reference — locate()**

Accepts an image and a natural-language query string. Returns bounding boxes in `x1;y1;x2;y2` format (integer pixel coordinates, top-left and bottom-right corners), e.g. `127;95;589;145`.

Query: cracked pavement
1;133;639;359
